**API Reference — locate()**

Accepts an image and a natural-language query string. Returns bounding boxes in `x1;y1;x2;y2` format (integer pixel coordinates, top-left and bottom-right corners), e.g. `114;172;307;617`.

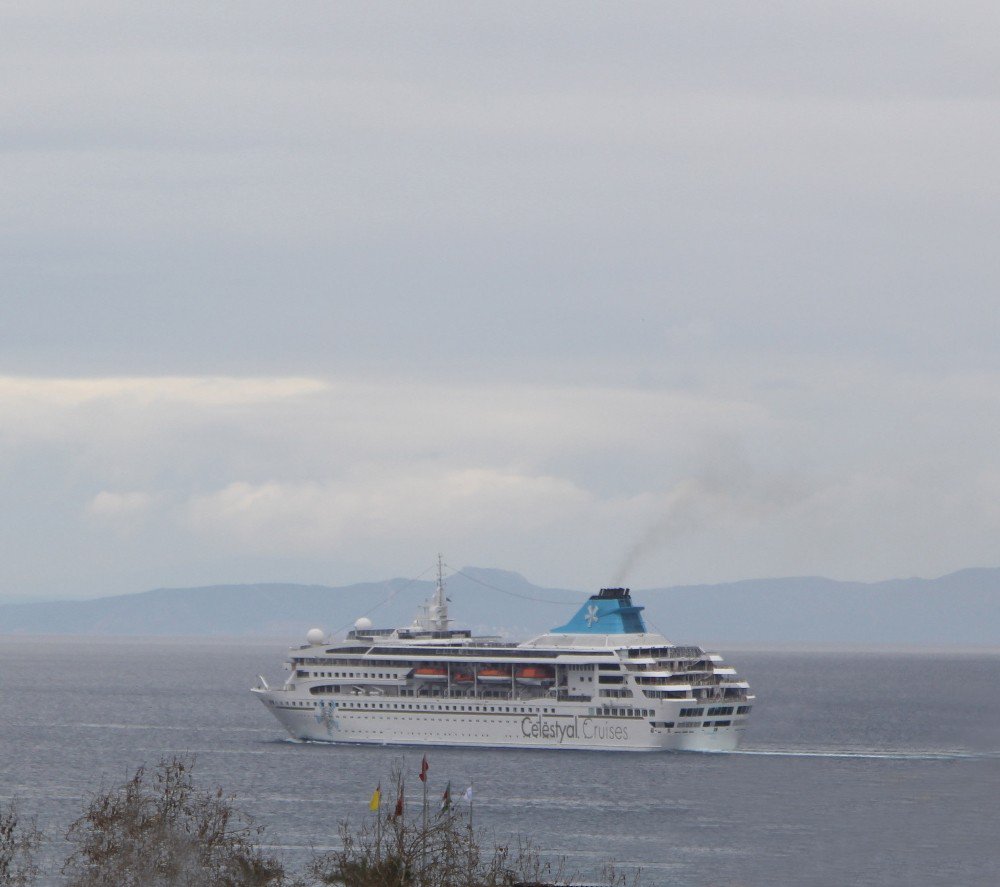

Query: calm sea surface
1;638;997;886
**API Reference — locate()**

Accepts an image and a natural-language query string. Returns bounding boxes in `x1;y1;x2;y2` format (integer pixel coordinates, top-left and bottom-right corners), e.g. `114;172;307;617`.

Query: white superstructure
252;565;753;752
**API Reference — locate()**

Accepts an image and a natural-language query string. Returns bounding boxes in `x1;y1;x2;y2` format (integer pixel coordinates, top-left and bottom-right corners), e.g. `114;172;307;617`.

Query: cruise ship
252;566;753;752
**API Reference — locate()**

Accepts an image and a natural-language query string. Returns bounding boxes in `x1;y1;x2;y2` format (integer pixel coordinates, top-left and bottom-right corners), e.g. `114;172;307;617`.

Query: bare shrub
598;858;644;887
307;768;639;887
61;755;291;887
308;810;648;887
310;812;570;887
0;801;42;887
8;757;640;887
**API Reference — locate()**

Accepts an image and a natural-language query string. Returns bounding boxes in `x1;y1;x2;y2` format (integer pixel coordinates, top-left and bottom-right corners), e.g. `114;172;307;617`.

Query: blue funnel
550;588;647;635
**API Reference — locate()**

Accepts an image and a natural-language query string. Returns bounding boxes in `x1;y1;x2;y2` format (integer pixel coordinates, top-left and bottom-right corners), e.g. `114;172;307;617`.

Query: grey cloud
2;3;999;603
3;3;998;379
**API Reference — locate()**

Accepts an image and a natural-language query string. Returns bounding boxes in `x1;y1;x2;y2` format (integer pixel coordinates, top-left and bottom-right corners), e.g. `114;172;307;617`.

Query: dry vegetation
61;758;289;887
1;757;641;887
0;801;42;887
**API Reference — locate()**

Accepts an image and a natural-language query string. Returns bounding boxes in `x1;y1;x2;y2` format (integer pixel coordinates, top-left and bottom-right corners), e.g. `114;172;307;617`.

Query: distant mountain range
1;566;998;647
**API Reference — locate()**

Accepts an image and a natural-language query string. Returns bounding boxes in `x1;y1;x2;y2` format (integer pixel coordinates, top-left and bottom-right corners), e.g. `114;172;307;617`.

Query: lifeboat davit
514;665;555;686
413;666;448;682
477;666;512;684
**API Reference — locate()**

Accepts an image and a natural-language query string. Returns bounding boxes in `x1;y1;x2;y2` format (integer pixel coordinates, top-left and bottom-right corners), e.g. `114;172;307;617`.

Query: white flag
463;786;473;803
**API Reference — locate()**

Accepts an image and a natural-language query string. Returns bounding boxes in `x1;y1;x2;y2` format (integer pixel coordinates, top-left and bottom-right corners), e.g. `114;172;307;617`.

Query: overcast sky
2;2;999;601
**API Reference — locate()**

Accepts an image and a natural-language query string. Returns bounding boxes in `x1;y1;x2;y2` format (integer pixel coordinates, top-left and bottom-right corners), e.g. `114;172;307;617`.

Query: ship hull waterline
253;689;744;753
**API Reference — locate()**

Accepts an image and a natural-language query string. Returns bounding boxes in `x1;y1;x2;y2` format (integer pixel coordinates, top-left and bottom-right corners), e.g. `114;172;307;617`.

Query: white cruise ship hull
252;689;745;752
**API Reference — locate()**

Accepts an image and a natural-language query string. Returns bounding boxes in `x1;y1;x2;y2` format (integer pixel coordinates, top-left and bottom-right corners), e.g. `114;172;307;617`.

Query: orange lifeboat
451;671;475;684
477;666;512;684
514;665;555;686
413;666;448;682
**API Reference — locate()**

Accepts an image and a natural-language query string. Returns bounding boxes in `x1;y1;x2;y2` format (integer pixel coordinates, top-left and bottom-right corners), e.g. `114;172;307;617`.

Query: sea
1;637;998;887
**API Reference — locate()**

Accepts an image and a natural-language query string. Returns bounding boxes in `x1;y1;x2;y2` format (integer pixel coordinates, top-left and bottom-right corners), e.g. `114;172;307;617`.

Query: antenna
431;552;450;631
412;554;451;632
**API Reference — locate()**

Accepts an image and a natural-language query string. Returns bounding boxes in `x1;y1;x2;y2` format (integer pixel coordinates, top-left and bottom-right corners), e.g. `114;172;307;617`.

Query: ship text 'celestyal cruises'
252;565;753;752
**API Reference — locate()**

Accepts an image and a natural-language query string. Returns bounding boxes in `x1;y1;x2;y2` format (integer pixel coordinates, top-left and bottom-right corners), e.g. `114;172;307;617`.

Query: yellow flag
369;784;381;812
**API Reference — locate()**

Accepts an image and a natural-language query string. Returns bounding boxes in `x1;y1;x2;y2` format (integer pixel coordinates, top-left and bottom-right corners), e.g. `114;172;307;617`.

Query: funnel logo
584;605;600;626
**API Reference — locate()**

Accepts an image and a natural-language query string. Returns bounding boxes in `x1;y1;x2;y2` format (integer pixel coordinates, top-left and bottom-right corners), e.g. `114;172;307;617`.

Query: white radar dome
306;628;324;645
354;617;373;631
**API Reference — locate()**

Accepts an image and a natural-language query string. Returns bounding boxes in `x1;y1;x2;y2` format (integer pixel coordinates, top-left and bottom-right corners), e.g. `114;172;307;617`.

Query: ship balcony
635;672;733;690
693;687;749;702
624;661;709;673
626;667;680;677
661;673;710;684
641;688;692;699
633;672;683;682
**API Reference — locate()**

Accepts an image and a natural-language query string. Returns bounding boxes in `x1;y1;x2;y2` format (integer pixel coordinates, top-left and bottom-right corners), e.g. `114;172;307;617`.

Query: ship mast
412;553;451;632
430;553;450;631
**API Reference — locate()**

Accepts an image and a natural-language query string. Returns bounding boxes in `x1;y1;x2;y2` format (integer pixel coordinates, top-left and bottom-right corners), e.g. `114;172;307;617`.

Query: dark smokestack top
596;587;630;600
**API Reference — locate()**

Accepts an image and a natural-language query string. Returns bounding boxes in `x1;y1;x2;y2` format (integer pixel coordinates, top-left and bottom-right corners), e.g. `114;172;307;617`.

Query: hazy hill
1;566;998;647
0;568;581;640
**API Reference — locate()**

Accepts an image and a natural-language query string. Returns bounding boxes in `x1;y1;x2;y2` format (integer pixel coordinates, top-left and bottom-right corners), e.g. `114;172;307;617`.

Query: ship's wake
720;746;996;761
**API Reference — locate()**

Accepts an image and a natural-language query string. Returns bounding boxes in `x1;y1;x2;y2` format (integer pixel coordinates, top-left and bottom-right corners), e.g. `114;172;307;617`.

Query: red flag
418;755;429;782
392;784;404;819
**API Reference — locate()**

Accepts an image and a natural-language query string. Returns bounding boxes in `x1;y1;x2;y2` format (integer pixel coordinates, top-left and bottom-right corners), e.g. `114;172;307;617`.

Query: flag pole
421;757;428;880
397;780;405;863
466;778;474;879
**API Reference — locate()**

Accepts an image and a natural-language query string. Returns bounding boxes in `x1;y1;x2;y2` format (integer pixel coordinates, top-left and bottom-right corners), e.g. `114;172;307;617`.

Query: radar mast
412;553;452;632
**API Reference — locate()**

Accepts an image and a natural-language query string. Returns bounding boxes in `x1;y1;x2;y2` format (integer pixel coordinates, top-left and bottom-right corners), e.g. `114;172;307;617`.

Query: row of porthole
337;702;557;714
309;671;402;679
